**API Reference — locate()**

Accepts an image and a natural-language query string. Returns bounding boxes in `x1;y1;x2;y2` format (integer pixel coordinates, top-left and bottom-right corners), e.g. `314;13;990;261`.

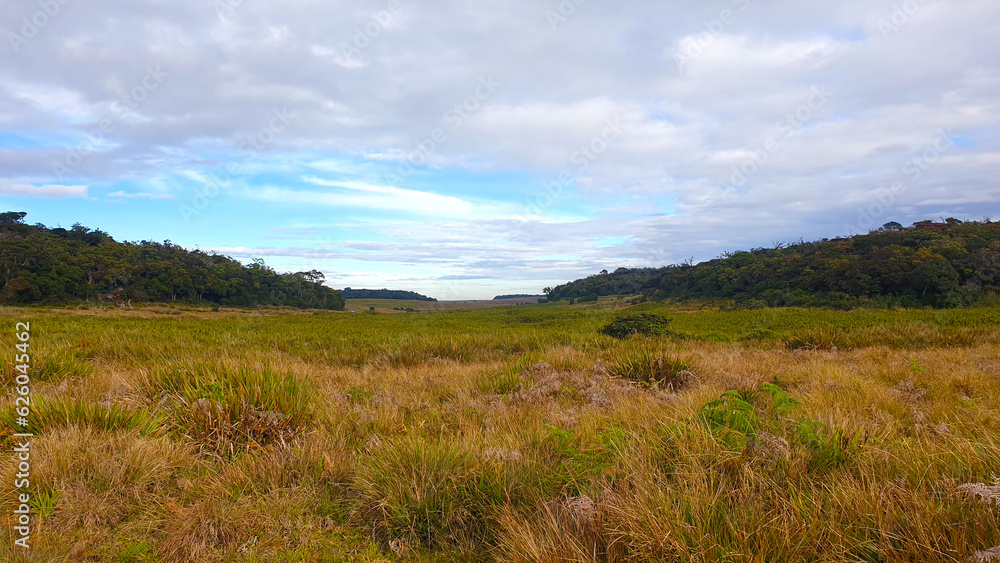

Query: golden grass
0;305;998;561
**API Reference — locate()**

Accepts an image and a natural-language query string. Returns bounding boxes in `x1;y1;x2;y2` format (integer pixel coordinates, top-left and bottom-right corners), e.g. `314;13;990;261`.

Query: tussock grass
607;345;693;390
146;363;315;457
32;398;164;436
1;347;93;385
353;434;485;550
1;304;999;560
477;355;537;395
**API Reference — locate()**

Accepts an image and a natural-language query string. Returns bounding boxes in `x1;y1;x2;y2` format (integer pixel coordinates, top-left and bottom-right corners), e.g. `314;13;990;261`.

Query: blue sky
2;0;999;299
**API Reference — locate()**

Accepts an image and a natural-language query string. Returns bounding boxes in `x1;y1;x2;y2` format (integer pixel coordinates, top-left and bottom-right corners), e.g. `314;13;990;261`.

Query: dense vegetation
340;288;437;301
1;301;998;560
493;294;544;300
547;218;1000;308
598;312;674;339
0;212;345;310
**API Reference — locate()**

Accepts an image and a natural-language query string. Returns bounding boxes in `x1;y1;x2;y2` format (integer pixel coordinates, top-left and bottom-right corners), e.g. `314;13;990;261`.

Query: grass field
0;300;998;561
345;297;544;312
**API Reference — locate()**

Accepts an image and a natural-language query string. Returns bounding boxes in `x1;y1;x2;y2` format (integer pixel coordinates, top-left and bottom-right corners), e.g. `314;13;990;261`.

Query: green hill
546;218;999;309
0;212;344;310
339;288;437;301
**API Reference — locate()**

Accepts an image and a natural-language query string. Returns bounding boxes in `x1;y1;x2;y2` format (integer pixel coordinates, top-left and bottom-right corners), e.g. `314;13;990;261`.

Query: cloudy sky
2;0;998;299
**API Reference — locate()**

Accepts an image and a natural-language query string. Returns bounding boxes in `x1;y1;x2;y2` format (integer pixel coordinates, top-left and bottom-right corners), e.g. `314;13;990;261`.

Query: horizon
11;212;980;301
3;1;998;299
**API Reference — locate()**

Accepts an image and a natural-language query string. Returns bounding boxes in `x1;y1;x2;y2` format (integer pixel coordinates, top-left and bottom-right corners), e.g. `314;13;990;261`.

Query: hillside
339;288;437;301
0;212;345;309
547;218;999;308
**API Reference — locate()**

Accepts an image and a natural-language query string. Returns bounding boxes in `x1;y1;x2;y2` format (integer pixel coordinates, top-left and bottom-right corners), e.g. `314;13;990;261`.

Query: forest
546;218;1000;308
0;212;345;309
339;288;437;301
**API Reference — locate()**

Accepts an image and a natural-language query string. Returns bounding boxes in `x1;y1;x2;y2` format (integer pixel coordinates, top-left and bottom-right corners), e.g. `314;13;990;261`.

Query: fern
796;419;862;472
760;382;802;415
698;391;758;449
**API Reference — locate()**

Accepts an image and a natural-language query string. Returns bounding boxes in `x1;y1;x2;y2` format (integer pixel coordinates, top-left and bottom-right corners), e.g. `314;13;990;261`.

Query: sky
1;0;998;299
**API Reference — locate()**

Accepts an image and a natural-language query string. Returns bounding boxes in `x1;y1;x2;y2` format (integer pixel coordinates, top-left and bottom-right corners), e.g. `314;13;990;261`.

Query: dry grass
0;305;998;561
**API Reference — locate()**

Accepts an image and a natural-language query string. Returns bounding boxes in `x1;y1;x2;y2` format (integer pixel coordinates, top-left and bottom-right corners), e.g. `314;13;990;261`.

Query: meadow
0;300;998;562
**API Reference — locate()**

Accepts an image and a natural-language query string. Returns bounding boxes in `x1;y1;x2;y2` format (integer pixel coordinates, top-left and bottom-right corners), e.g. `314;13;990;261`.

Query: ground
0;299;998;562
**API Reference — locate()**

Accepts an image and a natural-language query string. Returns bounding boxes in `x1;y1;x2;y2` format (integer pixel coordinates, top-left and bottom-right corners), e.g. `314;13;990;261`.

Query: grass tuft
147;363;314;457
354;435;484;550
607;347;693;390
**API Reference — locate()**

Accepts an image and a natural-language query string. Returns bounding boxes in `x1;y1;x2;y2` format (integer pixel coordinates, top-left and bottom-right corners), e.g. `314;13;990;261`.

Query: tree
0;211;26;225
295;269;326;284
0;213;345;310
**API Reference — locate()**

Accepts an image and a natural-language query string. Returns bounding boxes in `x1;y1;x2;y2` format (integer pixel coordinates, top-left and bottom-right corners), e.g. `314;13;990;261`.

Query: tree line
339;288;437;301
545;219;999;309
0;212;345;310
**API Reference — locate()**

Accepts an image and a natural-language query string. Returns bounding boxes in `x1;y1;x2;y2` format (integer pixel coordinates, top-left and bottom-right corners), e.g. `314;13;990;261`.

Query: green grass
0;302;998;561
606;346;692;389
146;363;315;457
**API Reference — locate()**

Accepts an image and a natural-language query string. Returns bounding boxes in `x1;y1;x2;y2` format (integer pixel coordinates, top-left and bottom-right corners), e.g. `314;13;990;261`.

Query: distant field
346;296;544;311
1;301;998;561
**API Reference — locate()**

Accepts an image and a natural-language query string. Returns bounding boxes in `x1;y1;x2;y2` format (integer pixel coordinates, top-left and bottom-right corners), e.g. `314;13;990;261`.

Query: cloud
107;190;172;199
0;182;87;198
1;0;999;297
244;177;477;216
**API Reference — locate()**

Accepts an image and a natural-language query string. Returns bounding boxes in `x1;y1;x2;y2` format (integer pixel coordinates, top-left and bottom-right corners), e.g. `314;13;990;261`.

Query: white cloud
106;190;173;199
0;182;88;198
0;0;998;297
247;177;477;216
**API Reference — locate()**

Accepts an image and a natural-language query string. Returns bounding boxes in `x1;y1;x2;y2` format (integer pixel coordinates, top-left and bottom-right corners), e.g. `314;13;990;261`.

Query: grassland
0;300;998;561
345;297;544;312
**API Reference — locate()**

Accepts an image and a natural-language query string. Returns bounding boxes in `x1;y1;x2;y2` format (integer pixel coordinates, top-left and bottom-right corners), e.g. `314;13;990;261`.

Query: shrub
599;313;673;339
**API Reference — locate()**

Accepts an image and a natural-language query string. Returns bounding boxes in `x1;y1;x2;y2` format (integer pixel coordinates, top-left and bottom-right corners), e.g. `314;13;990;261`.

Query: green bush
599;313;673;339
